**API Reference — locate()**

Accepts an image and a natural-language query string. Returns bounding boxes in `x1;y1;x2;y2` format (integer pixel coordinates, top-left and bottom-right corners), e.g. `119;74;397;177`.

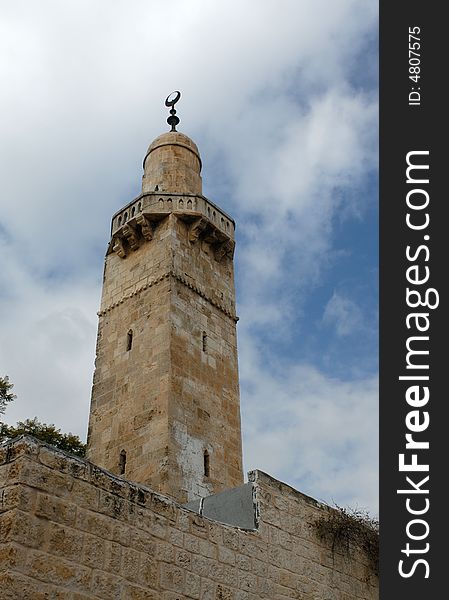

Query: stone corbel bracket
181;213;235;261
214;238;235;262
188;217;208;243
135;214;154;241
122;223;140;251
108;212;167;257
112;236;126;258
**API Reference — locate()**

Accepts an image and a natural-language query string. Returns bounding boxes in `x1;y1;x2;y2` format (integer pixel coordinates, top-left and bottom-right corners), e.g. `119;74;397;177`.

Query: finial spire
165;91;181;132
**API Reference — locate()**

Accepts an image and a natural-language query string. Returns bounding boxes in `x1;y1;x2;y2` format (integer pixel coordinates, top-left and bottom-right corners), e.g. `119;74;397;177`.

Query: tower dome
142;130;202;195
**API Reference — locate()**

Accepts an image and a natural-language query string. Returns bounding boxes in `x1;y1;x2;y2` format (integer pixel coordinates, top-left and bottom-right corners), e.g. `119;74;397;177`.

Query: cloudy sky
0;1;378;512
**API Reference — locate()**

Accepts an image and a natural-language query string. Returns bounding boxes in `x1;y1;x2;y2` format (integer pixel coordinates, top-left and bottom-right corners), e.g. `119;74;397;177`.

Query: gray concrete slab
184;482;256;529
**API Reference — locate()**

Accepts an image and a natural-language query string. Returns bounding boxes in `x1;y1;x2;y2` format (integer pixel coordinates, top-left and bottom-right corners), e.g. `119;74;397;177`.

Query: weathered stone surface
0;438;378;599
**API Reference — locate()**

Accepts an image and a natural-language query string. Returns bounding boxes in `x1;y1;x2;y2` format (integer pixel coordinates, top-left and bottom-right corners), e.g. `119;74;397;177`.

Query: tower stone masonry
86;124;243;504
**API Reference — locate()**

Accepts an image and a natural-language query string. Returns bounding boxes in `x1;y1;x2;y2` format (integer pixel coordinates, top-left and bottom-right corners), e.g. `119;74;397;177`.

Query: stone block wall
0;437;378;599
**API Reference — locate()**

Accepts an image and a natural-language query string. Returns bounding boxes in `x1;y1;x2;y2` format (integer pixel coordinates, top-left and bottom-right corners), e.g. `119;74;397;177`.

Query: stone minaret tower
86;94;243;503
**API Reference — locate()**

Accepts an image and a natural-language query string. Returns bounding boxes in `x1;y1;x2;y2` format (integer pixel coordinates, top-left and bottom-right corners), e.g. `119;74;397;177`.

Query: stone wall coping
1;435;184;504
1;436;259;531
1;435;331;527
248;469;328;510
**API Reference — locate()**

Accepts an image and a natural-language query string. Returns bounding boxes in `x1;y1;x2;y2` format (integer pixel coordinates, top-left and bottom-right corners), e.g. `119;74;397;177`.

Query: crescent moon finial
165;91;181;131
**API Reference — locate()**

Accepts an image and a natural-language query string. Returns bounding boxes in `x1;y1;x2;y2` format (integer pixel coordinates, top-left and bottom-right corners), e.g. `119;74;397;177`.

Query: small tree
0;376;86;457
0;417;86;457
0;375;16;415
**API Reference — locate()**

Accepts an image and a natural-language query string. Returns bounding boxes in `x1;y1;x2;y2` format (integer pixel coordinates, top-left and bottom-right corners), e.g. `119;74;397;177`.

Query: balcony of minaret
109;192;235;261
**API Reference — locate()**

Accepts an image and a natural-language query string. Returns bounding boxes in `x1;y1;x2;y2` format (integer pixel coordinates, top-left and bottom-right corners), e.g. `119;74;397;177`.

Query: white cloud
322;291;364;336
240;338;378;512
232;87;377;334
0;243;98;436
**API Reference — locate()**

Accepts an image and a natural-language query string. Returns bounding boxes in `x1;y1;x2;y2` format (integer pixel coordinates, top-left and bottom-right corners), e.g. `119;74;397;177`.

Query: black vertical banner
380;2;446;598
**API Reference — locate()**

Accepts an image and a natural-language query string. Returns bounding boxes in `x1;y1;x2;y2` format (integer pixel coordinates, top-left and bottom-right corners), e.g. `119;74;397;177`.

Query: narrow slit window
203;450;210;477
119;450;127;475
126;329;133;351
202;332;207;353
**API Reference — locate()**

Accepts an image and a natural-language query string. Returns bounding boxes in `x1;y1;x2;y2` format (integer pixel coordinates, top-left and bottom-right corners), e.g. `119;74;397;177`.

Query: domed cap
142;130;202;195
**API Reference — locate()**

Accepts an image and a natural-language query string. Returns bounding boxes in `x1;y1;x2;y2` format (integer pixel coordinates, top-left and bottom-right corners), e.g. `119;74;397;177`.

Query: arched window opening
126;329;133;351
202;332;207;353
118;216;122;226
119;450;127;475
131;206;135;217
203;450;210;478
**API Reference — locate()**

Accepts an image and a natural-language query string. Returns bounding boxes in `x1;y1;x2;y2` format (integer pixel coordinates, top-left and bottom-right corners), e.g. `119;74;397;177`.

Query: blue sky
0;0;378;512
